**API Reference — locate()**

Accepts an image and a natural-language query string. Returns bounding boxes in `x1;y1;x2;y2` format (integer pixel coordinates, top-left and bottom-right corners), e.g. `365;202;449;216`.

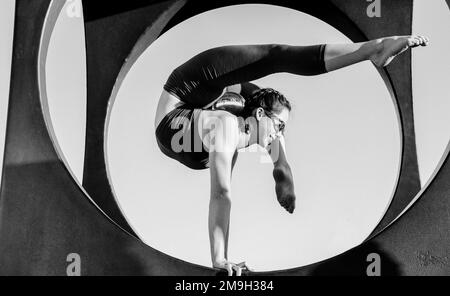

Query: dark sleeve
239;82;261;99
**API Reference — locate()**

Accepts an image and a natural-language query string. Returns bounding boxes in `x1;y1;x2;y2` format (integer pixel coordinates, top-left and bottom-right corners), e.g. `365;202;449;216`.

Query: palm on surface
213;260;253;276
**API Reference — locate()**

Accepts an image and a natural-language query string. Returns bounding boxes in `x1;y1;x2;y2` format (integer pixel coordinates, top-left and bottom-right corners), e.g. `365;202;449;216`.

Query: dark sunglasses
265;111;286;134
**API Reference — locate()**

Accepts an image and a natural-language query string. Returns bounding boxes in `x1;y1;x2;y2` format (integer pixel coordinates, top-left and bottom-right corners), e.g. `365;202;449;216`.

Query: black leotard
156;44;327;170
164;44;326;107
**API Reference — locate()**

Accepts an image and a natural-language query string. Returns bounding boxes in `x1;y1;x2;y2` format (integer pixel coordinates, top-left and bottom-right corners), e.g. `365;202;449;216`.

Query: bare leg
267;136;295;213
266;35;430;213
324;35;429;72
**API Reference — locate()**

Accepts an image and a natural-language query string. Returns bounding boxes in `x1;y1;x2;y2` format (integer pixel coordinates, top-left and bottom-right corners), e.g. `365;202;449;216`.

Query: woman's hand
213;260;253;276
213;259;235;276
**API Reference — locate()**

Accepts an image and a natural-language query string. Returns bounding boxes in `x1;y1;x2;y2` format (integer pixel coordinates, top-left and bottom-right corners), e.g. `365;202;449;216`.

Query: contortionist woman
154;35;429;274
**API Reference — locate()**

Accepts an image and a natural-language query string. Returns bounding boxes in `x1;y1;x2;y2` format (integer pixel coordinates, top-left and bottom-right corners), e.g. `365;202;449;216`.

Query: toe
418;36;429;46
408;37;420;47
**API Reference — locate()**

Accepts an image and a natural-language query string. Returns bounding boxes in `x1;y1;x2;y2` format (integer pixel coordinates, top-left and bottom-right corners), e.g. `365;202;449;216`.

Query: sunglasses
265;111;286;134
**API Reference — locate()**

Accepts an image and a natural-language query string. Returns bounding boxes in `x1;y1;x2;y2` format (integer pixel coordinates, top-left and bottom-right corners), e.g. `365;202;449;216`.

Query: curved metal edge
40;0;427;275
102;1;406;273
0;2;16;193
364;67;404;240
103;0;188;244
37;0;220;275
253;139;450;275
38;0;147;244
327;0;411;242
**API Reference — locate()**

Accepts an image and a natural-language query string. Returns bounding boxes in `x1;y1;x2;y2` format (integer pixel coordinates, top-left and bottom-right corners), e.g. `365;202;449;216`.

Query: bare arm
208;114;239;268
266;135;296;213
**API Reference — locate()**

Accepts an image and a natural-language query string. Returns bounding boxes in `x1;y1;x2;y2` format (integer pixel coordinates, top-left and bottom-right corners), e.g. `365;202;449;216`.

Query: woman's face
253;107;290;148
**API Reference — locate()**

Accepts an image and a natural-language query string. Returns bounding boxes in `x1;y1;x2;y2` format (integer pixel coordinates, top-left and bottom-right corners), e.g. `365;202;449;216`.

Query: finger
410;37;420;47
238;262;255;272
233;265;242;276
414;38;421;47
418;36;428;46
245;265;255;272
419;36;426;45
226;263;233;276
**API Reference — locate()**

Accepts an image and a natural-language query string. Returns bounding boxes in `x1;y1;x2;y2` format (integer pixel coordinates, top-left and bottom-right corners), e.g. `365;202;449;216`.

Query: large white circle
106;4;400;271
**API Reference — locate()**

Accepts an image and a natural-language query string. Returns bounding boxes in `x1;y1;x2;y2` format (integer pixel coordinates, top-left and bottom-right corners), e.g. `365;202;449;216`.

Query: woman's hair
241;88;291;118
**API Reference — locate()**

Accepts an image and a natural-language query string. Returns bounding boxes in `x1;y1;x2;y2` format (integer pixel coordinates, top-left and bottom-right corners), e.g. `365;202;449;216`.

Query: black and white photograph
0;0;448;284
